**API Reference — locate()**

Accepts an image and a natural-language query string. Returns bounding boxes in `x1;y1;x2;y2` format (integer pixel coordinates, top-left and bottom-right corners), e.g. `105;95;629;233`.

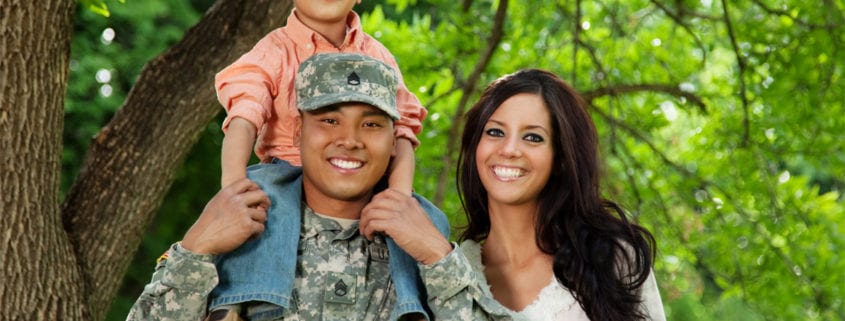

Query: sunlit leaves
79;0;125;17
367;1;844;318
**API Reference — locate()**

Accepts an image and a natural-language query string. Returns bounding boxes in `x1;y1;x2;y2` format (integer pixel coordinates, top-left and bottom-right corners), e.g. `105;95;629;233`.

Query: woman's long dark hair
457;69;656;321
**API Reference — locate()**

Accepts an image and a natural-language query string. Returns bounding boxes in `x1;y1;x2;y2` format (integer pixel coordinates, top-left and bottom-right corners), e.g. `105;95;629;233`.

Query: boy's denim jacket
208;162;450;321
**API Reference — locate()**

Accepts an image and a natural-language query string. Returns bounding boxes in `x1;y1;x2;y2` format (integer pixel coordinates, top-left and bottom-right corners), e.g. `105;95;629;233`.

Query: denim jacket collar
209;161;450;321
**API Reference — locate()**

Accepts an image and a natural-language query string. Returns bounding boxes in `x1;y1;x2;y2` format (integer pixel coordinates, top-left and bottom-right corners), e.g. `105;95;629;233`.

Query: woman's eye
485;128;504;137
524;133;544;143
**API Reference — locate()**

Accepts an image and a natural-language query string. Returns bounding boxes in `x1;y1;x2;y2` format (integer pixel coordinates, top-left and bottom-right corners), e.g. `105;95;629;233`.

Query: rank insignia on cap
347;72;360;85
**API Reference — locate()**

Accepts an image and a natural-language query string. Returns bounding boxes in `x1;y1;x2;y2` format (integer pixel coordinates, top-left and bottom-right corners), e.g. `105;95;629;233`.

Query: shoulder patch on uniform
156;250;170;265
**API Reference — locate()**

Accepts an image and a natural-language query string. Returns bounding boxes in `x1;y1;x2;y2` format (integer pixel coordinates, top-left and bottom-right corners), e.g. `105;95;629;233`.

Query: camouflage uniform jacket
419;242;526;321
126;206;397;321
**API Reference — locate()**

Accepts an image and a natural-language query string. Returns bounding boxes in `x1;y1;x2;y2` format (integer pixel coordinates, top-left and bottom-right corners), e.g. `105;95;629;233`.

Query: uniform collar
301;203;361;241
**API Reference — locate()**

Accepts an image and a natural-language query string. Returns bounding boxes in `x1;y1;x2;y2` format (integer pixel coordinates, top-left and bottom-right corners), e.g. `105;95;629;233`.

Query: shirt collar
286;9;363;54
301;203;361;241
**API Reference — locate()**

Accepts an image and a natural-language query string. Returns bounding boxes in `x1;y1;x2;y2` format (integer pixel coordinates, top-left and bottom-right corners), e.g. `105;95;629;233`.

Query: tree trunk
0;0;85;320
44;1;292;320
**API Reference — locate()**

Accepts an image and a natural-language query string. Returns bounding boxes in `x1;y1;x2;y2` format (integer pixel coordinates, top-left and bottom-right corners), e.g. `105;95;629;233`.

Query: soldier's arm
419;244;527;320
418;244;485;320
125;243;218;321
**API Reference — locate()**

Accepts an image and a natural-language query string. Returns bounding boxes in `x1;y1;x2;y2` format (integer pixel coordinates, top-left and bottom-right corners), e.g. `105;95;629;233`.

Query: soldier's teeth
331;159;363;169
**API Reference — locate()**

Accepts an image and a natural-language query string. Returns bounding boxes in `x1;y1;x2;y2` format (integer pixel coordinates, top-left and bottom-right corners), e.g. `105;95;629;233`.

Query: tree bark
57;1;293;320
0;0;84;320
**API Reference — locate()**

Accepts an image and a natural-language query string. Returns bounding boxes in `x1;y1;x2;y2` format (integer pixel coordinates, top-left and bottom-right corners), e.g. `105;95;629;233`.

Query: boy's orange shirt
216;9;426;166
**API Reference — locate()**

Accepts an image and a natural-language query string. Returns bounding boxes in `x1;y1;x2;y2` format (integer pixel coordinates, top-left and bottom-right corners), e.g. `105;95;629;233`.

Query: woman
457;68;666;320
361;69;665;320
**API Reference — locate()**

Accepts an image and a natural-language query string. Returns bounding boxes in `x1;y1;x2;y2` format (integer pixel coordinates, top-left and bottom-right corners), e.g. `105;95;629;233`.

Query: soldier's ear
293;115;302;147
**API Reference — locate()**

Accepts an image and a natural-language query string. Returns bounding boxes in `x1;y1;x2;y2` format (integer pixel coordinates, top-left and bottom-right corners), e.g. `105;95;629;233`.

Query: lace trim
516;279;575;320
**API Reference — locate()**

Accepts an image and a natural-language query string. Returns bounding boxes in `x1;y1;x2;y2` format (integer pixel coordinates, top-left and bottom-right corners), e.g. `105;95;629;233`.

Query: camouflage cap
296;53;399;120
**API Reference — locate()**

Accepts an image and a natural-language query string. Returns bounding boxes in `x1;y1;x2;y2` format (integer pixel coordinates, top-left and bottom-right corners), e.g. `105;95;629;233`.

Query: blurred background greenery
66;0;844;320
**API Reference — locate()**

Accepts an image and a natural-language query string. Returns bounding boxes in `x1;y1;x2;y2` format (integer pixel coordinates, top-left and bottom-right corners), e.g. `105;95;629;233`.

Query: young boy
218;0;424;196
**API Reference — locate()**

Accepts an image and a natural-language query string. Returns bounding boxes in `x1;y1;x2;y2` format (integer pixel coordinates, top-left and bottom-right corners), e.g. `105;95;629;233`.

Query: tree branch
720;0;751;146
433;0;509;206
573;38;609;82
572;0;582;82
528;1;567;65
749;0;838;29
462;0;473;12
582;83;707;113
649;0;709;64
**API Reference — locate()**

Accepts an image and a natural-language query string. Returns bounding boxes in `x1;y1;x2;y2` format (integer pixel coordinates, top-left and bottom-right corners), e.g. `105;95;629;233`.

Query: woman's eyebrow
487;119;550;134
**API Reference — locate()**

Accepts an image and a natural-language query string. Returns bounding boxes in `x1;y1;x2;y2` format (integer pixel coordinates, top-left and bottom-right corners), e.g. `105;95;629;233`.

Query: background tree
3;0;295;320
1;0;83;319
2;0;842;320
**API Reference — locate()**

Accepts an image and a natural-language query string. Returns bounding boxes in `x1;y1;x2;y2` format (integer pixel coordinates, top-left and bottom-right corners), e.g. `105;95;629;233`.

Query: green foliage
65;0;845;320
65;1;213;319
64;0;204;196
365;1;845;319
79;0;125;17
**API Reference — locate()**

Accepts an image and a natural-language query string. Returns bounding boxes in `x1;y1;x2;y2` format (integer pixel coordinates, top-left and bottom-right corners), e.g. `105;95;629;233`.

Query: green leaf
83;0;110;17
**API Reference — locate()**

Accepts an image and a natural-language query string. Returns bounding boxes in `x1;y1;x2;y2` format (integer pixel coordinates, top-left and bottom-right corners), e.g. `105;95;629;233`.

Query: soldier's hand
181;178;270;255
360;189;452;265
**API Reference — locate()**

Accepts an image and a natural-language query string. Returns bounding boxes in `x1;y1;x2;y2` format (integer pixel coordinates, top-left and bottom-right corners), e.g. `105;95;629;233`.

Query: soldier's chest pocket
323;272;358;305
320;241;390;305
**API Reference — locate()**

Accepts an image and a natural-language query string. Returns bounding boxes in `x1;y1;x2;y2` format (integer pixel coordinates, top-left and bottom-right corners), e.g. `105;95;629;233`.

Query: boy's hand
182;178;270;255
359;189;452;265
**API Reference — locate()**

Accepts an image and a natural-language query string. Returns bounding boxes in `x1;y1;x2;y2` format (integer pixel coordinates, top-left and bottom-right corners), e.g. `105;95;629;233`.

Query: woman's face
475;93;554;208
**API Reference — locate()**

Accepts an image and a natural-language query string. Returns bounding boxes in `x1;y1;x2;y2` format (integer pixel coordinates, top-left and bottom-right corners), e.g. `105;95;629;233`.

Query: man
126;53;449;321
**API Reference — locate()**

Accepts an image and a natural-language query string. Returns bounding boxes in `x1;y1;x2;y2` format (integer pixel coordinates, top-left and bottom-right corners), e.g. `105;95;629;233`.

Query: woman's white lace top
461;240;666;321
